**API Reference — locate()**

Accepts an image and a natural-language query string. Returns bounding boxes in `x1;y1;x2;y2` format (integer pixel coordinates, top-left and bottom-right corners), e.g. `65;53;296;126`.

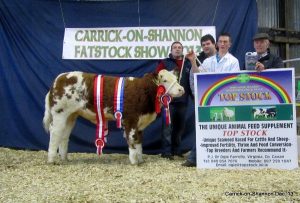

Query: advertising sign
194;69;298;169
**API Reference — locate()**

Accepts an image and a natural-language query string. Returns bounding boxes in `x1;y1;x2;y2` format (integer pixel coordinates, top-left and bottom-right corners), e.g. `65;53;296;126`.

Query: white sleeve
232;58;240;71
202;58;210;71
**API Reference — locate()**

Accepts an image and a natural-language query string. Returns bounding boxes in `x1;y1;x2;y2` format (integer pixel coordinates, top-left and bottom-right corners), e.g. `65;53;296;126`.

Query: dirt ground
0;147;299;202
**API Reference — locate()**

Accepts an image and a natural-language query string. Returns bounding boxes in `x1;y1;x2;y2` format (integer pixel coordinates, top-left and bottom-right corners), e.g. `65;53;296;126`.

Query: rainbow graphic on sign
200;74;291;106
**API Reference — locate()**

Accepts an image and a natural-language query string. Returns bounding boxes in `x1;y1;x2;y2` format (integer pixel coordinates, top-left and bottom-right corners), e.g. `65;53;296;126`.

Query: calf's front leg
125;128;144;165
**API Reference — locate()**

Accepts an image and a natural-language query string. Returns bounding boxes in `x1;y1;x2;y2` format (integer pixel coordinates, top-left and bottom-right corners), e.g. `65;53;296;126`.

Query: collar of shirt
257;52;268;59
215;52;230;63
216;53;221;62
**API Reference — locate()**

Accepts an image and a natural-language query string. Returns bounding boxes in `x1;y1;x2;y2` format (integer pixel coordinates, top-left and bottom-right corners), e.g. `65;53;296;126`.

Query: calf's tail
43;92;52;133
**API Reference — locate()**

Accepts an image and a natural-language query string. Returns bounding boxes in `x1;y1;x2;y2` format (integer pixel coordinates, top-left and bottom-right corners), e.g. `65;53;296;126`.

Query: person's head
217;32;232;54
170;41;183;59
253;33;270;54
200;34;216;56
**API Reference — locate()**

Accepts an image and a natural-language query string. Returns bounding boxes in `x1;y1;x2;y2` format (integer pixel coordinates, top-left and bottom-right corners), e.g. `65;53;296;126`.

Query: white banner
62;26;216;60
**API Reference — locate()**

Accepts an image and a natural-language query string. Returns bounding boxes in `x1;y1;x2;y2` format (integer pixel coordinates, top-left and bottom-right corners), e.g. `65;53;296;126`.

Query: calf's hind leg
58;114;77;161
48;112;69;163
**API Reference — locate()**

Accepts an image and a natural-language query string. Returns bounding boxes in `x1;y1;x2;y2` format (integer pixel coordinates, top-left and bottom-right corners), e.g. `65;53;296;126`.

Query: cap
253;33;269;40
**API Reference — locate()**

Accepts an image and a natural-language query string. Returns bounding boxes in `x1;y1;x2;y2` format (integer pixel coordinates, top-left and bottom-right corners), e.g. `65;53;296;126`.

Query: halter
165;79;177;95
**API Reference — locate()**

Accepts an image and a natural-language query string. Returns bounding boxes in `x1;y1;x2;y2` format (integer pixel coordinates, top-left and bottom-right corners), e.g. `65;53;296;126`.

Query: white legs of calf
47;112;74;163
128;143;143;165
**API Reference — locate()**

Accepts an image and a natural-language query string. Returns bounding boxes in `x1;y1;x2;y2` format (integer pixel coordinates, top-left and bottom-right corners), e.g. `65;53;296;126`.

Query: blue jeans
161;102;187;155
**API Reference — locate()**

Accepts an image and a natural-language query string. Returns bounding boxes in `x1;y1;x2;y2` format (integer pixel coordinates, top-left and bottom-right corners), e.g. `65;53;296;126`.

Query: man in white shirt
202;33;240;72
183;33;240;167
187;33;240;90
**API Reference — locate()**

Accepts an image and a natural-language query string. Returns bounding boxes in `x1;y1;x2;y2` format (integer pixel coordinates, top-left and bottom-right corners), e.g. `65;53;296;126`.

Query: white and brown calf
43;70;184;164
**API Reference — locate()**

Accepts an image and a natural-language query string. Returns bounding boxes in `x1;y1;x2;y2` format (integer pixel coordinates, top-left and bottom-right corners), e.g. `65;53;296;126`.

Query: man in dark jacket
197;34;217;64
253;33;284;72
182;34;217;167
156;41;193;160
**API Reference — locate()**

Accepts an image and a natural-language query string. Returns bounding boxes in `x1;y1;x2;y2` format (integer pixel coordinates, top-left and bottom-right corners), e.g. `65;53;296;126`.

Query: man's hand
255;61;265;72
186;50;196;62
185;50;203;73
185;50;200;73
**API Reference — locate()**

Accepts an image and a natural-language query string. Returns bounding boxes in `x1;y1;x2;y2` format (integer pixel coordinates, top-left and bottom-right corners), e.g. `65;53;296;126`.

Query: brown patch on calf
49;73;78;107
121;73;158;143
56;109;63;113
123;73;157;117
102;76;118;116
70;86;76;94
81;73;99;113
136;131;143;143
65;94;72;99
49;87;56;107
82;73;129;119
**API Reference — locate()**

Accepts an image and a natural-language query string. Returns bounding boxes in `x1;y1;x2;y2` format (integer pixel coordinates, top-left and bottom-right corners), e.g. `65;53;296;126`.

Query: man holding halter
156;41;194;160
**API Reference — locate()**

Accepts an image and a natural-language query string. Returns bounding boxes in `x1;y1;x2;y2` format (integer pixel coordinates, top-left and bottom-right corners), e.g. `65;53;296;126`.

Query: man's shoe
181;160;196;167
174;153;184;158
172;151;184;158
161;154;174;160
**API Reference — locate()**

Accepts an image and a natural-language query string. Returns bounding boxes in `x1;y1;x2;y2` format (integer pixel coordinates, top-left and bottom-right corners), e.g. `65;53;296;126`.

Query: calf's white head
158;69;184;97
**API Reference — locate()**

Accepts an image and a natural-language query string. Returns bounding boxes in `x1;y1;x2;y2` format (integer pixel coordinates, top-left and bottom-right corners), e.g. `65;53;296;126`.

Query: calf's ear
150;72;159;85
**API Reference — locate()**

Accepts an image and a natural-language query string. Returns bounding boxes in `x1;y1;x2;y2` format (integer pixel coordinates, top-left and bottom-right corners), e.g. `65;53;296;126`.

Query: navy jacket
160;56;193;103
258;51;284;69
197;51;207;63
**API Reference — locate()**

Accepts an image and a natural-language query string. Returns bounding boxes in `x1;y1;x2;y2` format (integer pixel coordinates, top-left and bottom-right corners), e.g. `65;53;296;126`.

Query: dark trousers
161;102;187;155
187;143;196;164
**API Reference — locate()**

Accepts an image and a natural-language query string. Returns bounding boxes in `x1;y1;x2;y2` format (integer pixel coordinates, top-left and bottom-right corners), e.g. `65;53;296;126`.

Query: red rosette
95;138;105;148
114;111;123;119
161;94;172;107
155;85;166;114
114;111;122;128
156;85;166;95
160;94;172;126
